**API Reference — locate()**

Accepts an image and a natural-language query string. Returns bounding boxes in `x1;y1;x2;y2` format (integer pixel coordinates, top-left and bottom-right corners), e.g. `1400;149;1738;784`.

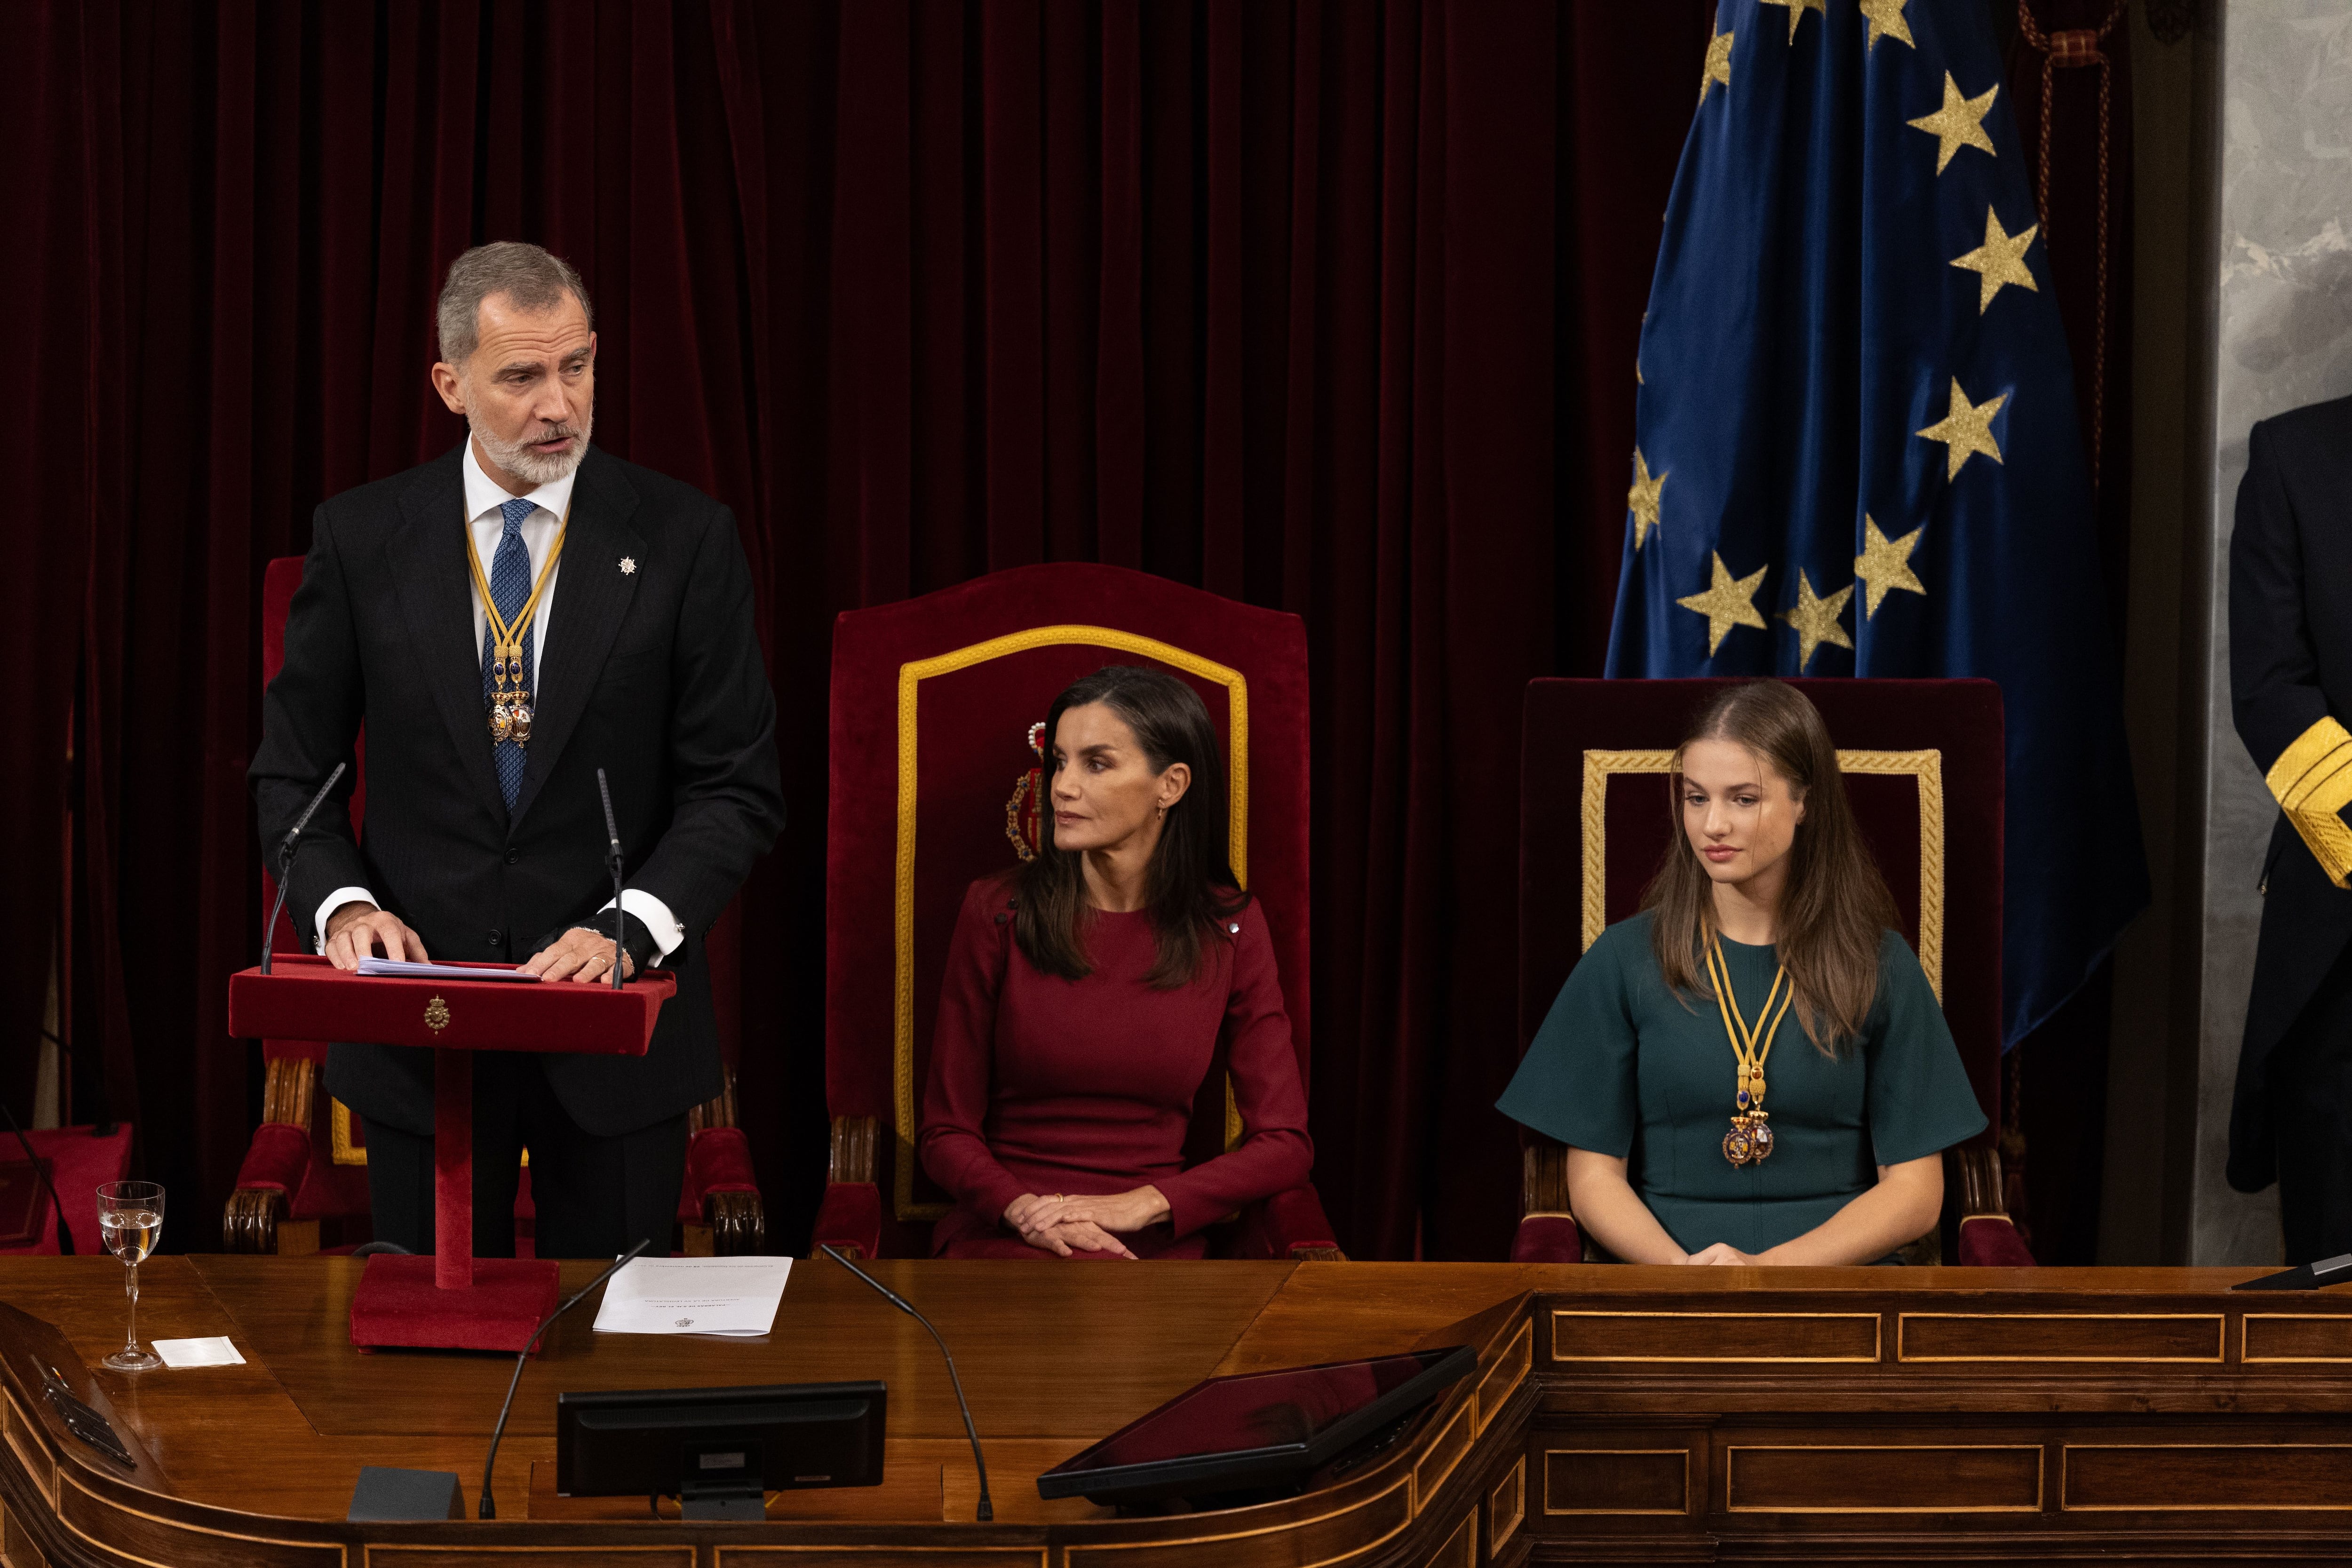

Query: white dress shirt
314;439;684;966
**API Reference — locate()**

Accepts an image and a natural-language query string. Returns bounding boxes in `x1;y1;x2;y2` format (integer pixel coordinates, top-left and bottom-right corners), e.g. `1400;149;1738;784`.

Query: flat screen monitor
1035;1345;1475;1505
556;1381;886;1511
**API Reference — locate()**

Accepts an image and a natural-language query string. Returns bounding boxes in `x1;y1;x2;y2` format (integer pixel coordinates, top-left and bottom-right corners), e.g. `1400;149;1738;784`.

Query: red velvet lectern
227;955;675;1351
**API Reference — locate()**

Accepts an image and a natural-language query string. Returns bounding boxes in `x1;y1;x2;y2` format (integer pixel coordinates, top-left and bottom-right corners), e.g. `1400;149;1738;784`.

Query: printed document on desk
591;1256;791;1337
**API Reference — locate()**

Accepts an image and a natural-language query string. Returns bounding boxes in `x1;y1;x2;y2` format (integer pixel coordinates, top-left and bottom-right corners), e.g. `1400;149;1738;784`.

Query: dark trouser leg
2271;948;2352;1265
520;1063;688;1259
360;1053;528;1258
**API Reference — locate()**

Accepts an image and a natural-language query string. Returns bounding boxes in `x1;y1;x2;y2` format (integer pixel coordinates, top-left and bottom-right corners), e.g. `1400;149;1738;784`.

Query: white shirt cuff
313;887;378;953
601;889;685;967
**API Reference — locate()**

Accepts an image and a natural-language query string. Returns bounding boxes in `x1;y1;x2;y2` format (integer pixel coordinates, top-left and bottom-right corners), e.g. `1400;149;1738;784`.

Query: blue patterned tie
481;497;537;811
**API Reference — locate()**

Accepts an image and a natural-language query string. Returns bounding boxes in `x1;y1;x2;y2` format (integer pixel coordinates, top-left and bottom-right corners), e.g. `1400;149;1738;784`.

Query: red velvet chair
812;563;1343;1261
1508;679;2034;1268
221;557;765;1257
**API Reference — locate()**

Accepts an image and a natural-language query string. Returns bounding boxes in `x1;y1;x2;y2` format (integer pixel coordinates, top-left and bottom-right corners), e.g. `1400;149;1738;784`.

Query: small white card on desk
591;1256;791;1337
151;1337;245;1369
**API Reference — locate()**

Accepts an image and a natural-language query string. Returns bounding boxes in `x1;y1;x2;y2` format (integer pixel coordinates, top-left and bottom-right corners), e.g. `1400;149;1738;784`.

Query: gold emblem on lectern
424;995;451;1035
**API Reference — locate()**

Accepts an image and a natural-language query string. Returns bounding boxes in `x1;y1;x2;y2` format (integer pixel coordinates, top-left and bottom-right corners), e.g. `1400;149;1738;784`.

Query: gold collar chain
1707;937;1792;1166
464;498;569;746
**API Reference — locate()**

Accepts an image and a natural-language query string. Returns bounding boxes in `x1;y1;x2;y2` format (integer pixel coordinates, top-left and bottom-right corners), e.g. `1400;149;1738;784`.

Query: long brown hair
1643;681;1898;1051
1012;665;1249;988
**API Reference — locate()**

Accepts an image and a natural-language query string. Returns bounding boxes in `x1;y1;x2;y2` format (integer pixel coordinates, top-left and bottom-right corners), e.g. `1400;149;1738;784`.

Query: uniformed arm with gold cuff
2265;715;2352;889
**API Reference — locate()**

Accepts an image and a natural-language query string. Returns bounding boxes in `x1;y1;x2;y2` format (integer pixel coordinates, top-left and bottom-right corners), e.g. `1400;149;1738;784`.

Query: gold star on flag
1950;207;2039;314
1628;448;1667;550
1915;377;2007;479
1778;572;1855;671
1757;0;1825;43
1699;23;1733;104
1907;72;1998;175
1677;552;1769;655
1853;515;1926;619
1858;0;1914;50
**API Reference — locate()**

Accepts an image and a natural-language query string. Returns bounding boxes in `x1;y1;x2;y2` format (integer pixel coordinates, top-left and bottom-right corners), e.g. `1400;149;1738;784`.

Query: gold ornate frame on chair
887;626;1251;1222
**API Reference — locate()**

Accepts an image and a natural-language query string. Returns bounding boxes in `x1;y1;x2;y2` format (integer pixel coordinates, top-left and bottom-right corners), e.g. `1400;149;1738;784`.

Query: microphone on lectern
596;767;625;990
820;1244;993;1521
478;1238;652;1519
259;761;347;975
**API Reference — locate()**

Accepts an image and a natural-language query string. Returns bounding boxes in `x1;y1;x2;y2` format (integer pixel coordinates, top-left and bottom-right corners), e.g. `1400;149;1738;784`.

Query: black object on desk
2231;1252;2352;1291
557;1382;888;1521
1036;1345;1476;1506
34;1361;133;1467
348;1465;464;1521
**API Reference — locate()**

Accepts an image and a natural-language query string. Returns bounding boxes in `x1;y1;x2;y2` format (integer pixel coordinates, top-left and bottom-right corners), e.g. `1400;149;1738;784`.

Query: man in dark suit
250;242;785;1259
2229;391;2352;1263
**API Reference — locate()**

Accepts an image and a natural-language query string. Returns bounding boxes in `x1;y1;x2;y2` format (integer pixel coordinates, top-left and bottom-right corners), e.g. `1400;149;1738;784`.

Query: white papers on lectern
590;1255;791;1337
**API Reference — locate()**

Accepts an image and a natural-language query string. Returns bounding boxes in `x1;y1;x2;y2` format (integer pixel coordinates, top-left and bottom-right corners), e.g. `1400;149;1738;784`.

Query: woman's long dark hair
1012;665;1249;988
1643;680;1898;1052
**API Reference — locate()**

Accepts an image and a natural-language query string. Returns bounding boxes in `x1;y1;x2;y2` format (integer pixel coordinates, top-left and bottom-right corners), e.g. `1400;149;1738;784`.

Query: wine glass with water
95;1182;164;1372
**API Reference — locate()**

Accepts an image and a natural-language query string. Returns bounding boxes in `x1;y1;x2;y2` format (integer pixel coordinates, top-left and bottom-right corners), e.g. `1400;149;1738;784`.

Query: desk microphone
820;1244;993;1521
259;761;347;975
478;1239;652;1519
596;767;624;990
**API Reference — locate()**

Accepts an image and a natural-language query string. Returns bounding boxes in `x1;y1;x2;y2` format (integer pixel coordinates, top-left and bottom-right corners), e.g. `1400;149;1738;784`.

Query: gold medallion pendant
465;501;570;750
1708;940;1793;1167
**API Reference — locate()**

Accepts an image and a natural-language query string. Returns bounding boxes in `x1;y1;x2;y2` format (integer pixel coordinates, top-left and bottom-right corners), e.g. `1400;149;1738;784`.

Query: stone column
2190;0;2352;1263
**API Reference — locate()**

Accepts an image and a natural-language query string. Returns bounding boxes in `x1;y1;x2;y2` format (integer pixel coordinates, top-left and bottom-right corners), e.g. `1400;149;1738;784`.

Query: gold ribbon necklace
463;500;568;747
1707;937;1793;1166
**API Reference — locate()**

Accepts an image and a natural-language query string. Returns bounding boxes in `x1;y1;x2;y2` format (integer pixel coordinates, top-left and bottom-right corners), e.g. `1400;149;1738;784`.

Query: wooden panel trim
1474;1321;1533;1437
1551;1311;1881;1363
1;1387;56;1512
715;1552;1049;1561
1429;1508;1475;1568
369;1551;693;1564
1724;1445;2044;1515
1489;1456;1525;1554
1896;1313;2224;1363
2061;1444;2352;1512
1062;1473;1412;1565
62;1472;343;1566
1413;1397;1477;1515
718;1552;1045;1565
1541;1449;1690;1517
2242;1314;2352;1362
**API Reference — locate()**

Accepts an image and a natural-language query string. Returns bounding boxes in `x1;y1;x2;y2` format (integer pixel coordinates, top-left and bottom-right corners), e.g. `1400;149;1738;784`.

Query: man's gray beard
468;402;594;487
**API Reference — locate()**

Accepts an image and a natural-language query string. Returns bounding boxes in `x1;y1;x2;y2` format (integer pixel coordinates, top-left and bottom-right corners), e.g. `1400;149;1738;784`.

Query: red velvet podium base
350;1255;562;1351
350;1046;564;1351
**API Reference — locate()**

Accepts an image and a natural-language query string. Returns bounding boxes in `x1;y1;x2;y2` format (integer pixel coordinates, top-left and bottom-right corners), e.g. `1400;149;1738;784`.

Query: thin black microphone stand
478;1239;651;1518
259;761;347;974
596;768;624;989
820;1244;993;1520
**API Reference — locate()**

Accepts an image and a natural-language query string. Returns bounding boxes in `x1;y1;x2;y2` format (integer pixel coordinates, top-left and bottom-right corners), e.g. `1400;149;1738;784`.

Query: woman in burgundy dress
919;665;1313;1259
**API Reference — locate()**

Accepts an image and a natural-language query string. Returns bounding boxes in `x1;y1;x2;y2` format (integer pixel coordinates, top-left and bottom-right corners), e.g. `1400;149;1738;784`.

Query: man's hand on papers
323;902;429;971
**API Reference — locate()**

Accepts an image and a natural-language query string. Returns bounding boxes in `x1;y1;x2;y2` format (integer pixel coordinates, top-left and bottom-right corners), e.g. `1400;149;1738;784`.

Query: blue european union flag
1605;0;2146;1046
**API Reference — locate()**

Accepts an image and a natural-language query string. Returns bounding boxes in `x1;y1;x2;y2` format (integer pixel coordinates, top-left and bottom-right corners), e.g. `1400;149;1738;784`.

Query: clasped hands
1002;1186;1170;1259
321;901;634;982
1677;1242;1766;1266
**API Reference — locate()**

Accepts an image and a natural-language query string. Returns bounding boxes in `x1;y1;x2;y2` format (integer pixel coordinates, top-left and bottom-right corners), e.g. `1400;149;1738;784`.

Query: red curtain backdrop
0;0;1717;1259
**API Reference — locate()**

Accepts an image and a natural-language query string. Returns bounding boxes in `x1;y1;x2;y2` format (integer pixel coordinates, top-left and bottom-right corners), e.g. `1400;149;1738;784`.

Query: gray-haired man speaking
249;242;784;1258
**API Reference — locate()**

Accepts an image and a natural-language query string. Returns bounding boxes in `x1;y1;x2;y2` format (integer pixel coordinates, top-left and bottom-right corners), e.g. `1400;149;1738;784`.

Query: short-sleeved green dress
1496;912;1986;1258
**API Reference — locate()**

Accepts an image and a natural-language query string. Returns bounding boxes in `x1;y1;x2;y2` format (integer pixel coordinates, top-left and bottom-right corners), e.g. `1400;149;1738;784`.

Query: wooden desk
4;1258;2351;1566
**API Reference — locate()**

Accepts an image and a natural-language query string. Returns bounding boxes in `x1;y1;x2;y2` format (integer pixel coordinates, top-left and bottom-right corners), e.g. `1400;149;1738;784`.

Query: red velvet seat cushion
1511;1213;1582;1264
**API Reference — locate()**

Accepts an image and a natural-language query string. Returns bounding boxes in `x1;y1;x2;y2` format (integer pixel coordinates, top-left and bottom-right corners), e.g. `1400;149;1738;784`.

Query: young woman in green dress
1497;681;1985;1265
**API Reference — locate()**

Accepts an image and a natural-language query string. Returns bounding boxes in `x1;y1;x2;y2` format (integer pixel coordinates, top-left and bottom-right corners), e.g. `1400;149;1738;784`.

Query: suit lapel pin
619;556;637;575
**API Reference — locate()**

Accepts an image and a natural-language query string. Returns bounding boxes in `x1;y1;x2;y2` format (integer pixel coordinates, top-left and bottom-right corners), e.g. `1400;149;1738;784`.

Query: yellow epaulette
2266;716;2352;889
